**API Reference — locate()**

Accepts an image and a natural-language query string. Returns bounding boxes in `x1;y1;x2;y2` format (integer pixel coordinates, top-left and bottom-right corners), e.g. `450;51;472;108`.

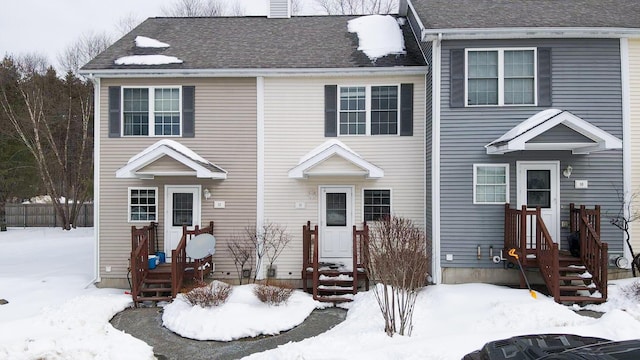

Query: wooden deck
130;221;215;306
302;221;370;303
504;203;607;304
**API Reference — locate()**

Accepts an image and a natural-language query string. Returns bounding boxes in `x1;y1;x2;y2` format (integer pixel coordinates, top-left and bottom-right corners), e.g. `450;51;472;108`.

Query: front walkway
110;307;347;360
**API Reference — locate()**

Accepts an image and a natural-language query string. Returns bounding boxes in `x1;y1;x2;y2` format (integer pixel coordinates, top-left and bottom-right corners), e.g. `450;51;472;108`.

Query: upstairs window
122;87;181;136
466;49;536;106
339;85;399;135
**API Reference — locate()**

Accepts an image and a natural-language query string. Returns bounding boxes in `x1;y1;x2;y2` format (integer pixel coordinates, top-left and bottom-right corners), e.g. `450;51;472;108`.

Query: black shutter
108;86;121;138
182;86;195;137
324;85;337;137
537;48;552;107
400;83;413;136
450;49;465;108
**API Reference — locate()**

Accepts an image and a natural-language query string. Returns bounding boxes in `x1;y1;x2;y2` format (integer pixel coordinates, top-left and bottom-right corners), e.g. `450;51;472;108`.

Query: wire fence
3;203;93;227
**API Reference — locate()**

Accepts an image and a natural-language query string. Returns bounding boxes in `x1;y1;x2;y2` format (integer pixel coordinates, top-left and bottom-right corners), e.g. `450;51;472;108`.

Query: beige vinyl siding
630;39;640;256
263;75;426;279
98;77;257;286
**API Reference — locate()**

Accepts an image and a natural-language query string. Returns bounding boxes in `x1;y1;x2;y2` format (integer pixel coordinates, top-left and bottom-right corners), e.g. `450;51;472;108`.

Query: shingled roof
410;0;640;30
81;15;426;73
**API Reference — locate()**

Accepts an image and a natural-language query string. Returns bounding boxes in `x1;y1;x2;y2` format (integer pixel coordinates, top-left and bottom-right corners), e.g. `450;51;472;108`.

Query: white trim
431;37;442;284
472;164;510;205
337;84;401;136
465;48;537;107
121;86;182;137
516;161;561;245
79;66;430;79
116;140;227;179
257;77;265;233
621;37;633;265
127;187;159;223
288;140;384;179
361;188;393;222
92;77;101;284
422;27;640;41
486;109;623;154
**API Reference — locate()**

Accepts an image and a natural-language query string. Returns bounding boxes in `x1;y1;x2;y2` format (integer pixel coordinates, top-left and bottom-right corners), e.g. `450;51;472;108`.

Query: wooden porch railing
504;204;538;267
130;223;156;304
301;221;318;293
534;210;560;302
570;204;608;300
171;221;214;297
352;223;370;293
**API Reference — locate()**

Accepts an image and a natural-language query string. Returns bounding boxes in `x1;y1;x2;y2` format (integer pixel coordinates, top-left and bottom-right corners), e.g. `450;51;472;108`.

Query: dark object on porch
462;334;616;360
301;221;370;303
0;299;8;305
130;221;215;306
504;203;607;304
567;231;580;258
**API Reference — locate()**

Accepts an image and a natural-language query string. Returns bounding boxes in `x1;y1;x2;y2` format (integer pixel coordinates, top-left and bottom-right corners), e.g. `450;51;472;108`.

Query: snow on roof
129;139;208;165
114;55;183;65
134;36;170;48
297;139;360;165
347;15;406;61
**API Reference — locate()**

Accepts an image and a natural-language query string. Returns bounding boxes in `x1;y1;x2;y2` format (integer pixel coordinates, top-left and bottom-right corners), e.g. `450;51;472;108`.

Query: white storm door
164;185;201;262
517;162;560;246
319;186;354;260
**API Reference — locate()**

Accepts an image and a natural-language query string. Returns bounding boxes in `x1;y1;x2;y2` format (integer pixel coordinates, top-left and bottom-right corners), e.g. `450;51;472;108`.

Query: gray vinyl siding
439;38;624;268
98;77;257;285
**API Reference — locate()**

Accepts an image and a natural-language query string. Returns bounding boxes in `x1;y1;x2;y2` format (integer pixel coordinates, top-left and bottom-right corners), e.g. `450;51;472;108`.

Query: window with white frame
122;87;181;136
364;189;391;221
339;85;399;135
129;187;157;221
473;164;509;204
467;48;536;106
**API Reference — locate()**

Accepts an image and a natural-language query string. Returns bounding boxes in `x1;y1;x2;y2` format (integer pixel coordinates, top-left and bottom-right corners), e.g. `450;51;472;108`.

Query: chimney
268;0;291;18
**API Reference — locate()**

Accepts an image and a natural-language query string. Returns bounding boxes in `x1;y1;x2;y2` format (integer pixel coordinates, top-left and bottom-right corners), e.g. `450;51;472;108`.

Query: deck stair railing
570;204;608;300
172;221;215;297
301;221;369;303
504;204;606;304
129;222;156;305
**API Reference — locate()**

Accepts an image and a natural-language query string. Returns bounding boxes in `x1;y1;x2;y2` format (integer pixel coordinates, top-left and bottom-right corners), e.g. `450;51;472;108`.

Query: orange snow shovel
508;248;537;299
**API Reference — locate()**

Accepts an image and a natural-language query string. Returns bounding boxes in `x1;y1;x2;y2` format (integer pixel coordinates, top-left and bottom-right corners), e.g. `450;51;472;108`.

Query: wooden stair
314;268;358;303
556;253;606;304
135;264;174;304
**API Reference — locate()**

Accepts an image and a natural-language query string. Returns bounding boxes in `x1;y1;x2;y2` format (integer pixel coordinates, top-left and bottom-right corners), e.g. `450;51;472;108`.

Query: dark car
463;334;640;360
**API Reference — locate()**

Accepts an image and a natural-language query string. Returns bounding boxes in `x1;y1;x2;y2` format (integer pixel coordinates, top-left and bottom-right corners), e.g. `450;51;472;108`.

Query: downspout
86;74;101;287
432;33;442;283
256;76;266;280
620;38;632;266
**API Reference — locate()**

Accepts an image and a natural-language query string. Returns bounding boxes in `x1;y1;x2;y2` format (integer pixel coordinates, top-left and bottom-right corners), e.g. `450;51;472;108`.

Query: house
80;1;427;302
404;0;640;300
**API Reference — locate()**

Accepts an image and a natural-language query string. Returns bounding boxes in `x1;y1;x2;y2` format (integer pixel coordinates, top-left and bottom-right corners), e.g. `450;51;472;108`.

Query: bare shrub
253;282;294;306
243;222;291;282
183;280;232;307
364;216;431;337
228;233;254;285
620;280;640;302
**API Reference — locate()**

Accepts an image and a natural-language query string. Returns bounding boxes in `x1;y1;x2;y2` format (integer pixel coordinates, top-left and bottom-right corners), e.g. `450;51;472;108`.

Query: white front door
517;161;560;246
164;185;201;262
319;186;354;262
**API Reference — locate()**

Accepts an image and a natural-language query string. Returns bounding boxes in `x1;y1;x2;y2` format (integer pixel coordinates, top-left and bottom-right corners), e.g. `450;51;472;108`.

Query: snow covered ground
1;227;639;360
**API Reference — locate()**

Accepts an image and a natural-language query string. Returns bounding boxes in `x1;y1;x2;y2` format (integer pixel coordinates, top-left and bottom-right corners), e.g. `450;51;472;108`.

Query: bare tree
161;0;226;17
242;222;292;282
0;55;93;230
57;32;112;75
291;0;303;15
227;234;254;284
115;13;143;36
314;0;396;15
364;216;431;336
228;1;246;16
610;189;640;276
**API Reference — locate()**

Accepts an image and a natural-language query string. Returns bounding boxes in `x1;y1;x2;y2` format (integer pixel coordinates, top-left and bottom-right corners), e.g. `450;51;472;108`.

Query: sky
1;226;640;359
0;0;274;69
